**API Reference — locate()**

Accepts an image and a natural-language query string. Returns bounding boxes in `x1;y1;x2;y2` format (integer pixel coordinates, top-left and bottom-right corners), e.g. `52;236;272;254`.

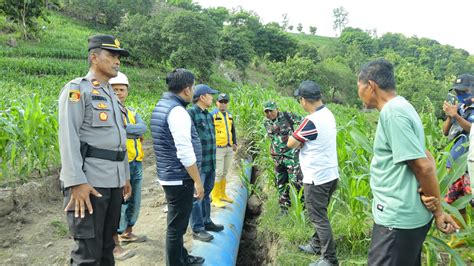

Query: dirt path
0;141;197;265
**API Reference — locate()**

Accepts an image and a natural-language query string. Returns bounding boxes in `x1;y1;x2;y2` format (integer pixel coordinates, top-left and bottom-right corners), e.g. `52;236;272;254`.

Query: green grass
290;32;338;47
50;220;68;238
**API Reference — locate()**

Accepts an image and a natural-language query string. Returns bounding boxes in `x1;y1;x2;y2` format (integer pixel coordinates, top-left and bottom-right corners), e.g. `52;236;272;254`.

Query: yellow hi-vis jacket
125;108;145;162
212;109;236;147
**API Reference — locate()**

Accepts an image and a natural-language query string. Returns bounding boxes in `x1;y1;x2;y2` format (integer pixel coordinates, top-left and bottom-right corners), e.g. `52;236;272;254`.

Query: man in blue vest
150;68;205;266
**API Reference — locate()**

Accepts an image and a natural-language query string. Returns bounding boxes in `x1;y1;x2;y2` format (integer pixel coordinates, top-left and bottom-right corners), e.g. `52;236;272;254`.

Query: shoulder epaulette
68;77;87;91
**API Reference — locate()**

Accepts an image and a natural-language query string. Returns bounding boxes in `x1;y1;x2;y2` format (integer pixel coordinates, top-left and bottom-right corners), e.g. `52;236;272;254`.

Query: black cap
452;74;474;90
217;93;230;102
88;35;130;57
294;80;322;99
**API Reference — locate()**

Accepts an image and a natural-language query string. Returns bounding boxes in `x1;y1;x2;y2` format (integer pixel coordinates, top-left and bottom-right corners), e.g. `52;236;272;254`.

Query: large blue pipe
191;163;252;266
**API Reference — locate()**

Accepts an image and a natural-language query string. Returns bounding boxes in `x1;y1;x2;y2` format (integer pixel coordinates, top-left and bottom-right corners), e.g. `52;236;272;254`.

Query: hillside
0;4;473;265
0;10;289;183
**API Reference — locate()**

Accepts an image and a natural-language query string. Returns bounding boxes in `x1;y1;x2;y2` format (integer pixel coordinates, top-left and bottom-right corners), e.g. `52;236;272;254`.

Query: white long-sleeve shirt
159;106;197;186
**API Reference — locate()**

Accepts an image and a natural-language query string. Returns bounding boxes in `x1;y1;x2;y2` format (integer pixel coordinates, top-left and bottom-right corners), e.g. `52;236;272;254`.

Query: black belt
85;144;126;161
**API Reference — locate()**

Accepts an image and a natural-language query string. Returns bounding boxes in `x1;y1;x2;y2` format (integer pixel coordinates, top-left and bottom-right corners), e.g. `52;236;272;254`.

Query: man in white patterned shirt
287;80;339;266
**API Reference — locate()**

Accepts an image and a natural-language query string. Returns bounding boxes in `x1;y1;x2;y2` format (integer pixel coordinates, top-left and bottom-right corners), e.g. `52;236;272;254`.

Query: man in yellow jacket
211;93;237;207
110;72;147;260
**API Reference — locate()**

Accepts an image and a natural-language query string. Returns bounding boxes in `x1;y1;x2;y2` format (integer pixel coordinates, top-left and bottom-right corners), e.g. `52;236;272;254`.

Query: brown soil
0;141;192;265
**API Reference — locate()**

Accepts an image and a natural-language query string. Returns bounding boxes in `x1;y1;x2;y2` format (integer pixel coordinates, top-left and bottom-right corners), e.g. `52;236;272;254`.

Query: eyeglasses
218;100;229;104
264;109;273;113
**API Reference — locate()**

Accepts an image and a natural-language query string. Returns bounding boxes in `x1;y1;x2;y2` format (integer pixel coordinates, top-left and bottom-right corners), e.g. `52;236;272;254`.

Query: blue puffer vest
150;92;202;182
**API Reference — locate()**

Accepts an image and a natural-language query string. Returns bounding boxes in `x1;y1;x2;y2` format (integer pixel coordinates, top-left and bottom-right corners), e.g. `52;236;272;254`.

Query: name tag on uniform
92;95;107;101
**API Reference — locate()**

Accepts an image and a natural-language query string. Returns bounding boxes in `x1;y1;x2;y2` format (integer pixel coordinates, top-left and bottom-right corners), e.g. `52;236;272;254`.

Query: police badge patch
99;112;108;121
99;112;109;121
69;90;81;103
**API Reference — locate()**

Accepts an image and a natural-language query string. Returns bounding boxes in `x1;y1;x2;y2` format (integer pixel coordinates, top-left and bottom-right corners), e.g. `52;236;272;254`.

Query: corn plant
287;183;305;227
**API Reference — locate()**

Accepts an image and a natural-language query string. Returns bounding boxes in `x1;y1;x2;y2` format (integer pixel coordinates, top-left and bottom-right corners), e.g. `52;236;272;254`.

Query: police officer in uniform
58;34;132;265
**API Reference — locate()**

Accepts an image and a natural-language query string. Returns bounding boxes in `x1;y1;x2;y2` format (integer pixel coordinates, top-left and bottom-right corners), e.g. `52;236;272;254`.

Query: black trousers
368;219;432;266
163;179;194;266
304;179;338;265
64;187;123;266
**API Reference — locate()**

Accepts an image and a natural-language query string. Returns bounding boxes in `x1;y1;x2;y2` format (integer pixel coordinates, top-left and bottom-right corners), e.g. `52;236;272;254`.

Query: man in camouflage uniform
263;101;303;208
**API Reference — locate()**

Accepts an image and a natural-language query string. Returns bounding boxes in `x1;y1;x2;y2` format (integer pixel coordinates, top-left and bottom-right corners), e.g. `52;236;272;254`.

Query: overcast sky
195;0;474;54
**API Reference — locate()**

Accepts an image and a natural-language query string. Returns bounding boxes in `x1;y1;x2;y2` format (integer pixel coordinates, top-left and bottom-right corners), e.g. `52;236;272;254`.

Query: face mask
456;91;472;105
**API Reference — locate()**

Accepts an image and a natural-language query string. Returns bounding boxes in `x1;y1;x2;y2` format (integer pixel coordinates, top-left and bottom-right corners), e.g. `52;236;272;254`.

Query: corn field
232;85;473;265
0;12;472;265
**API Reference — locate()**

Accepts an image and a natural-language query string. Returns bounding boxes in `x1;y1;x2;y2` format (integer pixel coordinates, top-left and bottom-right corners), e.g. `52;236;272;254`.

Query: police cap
88;35;130;57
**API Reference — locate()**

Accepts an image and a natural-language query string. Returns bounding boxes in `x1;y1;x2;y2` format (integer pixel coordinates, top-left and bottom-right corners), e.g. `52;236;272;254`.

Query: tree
339;27;376;56
204;7;229;29
395;62;446;117
315;58;356;104
114;14;165;65
288;25;294;31
254;24;298;62
309;26;317;35
161;10;219;81
0;0;58;39
267;55;318;91
228;9;262;45
166;0;202;11
220;26;254;72
64;0;154;28
280;13;289;30
333;6;349;36
296;23;303;33
297;44;320;63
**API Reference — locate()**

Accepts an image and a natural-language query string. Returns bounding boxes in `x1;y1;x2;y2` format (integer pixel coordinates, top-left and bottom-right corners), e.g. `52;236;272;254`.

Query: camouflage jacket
264;111;303;161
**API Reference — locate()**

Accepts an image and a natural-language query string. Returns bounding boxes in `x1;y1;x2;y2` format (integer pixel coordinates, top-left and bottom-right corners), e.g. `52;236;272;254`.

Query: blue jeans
118;161;143;233
190;170;215;232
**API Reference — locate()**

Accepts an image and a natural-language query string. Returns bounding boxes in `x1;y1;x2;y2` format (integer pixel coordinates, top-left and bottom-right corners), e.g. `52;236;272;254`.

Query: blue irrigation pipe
191;161;252;266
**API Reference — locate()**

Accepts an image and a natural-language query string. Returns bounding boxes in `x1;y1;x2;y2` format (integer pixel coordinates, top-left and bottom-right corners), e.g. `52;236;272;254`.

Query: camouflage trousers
273;157;303;209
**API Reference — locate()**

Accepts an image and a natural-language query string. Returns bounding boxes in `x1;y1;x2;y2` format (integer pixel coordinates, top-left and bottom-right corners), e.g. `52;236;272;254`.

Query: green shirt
370;96;432;229
188;105;216;173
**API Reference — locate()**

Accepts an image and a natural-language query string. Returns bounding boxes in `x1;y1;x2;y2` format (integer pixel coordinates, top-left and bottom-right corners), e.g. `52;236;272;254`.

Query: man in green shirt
357;58;458;265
